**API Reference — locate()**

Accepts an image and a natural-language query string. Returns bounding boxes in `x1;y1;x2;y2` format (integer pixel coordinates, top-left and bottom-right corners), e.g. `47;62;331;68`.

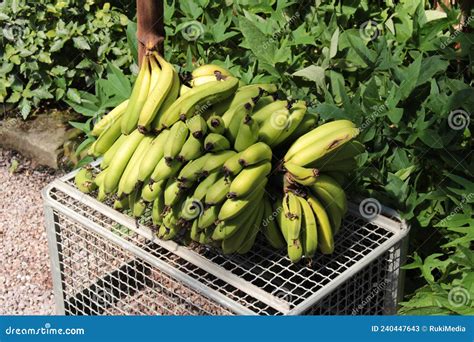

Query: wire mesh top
43;166;408;315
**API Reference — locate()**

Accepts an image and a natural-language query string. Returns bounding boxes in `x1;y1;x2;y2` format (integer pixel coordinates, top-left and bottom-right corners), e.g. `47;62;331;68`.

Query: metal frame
42;165;410;315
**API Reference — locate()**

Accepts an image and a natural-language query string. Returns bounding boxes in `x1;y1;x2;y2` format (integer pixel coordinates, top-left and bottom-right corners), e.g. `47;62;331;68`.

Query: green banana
284;120;356;161
307;195;334;254
284;113;318;145
228;161;271;199
252;100;288;124
204;133;230;152
74;168;97;193
159;76;238;129
151;69;181;133
206;115;225;134
152;193;165;226
273;101;307;147
164;177;184;207
121;56;151;134
141;179;165;202
287;235;303;263
261;197;286;249
282;192;302;241
310;140;365;167
164;121;189;163
310;174;347;214
178;133;203;161
150;158;183;183
137;129;169;182
132;198;147;218
205;175;230;205
218;178;267;221
297;196;318;258
222;101;253;128
104;130;145;194
284;162;319;186
113;196;129;211
201;150;237;175
222;152;243;177
138;52;176;132
237;201;264;254
258;106;290;146
100;134;127;169
238;142;272;167
92;99;129;137
193;171;220;201
226;102;254;142
234;114;259;152
190;219;200;241
212;201;258;241
252;95;276;112
177;154;210;182
311;185;343;234
92;115;123;156
180;197;205;221
197;205;220;230
186;115;207;139
190;74;219;87
117;135;154;196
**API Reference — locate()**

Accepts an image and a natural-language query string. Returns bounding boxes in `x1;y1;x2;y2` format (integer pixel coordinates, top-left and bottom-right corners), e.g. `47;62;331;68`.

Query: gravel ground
0;148;63;314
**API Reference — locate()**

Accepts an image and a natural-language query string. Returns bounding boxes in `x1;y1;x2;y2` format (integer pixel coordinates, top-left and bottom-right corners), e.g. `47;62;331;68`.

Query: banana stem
136;0;165;64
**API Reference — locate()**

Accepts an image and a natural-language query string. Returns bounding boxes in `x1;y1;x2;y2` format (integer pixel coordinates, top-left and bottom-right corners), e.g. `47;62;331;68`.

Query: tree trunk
136;0;165;66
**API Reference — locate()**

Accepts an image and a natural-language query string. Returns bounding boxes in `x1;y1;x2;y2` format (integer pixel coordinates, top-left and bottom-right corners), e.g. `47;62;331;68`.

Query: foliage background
1;0;473;314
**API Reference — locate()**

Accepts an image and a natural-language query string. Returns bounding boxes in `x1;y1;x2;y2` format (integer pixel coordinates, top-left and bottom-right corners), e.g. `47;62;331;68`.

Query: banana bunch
75;58;365;263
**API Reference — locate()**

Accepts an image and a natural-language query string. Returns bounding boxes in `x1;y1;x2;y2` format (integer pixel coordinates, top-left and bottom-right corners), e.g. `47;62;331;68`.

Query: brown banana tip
164;157;173;165
204;143;213;151
244;102;252;110
137;125;148;134
238;159;248;167
211;119;220;127
227;192;237;199
244;115;252;124
179;114;187;121
193;131;203;139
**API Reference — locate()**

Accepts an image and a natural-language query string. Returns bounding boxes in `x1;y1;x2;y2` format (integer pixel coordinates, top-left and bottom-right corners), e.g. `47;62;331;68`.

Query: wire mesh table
42;165;409;315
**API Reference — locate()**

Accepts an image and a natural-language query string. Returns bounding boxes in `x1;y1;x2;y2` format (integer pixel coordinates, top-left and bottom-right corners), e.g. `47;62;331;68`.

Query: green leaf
418;129;443;149
292;65;326;88
386;107;403;124
72;37;91;50
66;88;81;104
239;16;276;65
329;27;339;59
126;21;138;64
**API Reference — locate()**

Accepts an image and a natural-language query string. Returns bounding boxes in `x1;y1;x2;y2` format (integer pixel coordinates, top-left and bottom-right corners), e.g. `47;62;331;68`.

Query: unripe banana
193;171;220;201
93;115;123;156
282;192;302;241
150;158;183;183
307;195;334;254
100;134;127;169
311;185;343;234
205;175;230;205
152;193;165;226
204;133;230;152
186;115;207;139
96;182;107;202
132;198;147;218
151;70;181;133
197;205;220;230
222;101;253;128
138;53;176;132
190;219;200;241
284;120;356;161
180;84;192;96
227;102;253;142
218;178;266;221
284;162;318;186
74;168;97;193
234;115;259;152
222;152;243;177
287;237;303;263
252;100;288;124
164;177;184;207
237;201;264;254
147;54;161;93
191;64;233;78
212;200;259;241
141;179;165;202
104;130;145;194
178;134;203;161
310;140;365;166
206;115;225;134
297;196;318;258
238;142;272;167
94;169;107;187
164;121;189;163
177;154;210;182
122;56;151;134
228;161;271;199
201;150;236;175
261;197;286;249
273;101;307;147
180;197;205;221
284;113;318;145
92;100;129;136
258;106;290;146
137;129;169;182
252;95;276;112
118;135;154;196
310;174;347;214
113;196;129;211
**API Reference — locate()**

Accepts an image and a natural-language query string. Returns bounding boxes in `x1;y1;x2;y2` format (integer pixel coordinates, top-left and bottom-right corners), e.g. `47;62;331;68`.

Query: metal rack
42;165;409;315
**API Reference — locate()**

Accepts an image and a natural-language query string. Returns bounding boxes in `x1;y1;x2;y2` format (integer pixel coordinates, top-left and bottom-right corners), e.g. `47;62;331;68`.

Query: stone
0;110;76;169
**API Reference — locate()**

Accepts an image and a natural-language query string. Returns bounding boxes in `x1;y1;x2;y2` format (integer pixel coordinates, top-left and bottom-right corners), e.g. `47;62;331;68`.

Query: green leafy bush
0;0;134;118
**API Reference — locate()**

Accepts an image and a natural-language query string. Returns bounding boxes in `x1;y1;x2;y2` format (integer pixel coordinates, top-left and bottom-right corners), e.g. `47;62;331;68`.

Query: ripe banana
138;52;176;132
204;133;230;152
228;161;271;199
307;195;334;254
104;130;145;194
284;120;356;162
163;121;189;163
91;99;129;137
234;115;259;152
190;75;219;87
121;56;151;134
238;142;272;167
